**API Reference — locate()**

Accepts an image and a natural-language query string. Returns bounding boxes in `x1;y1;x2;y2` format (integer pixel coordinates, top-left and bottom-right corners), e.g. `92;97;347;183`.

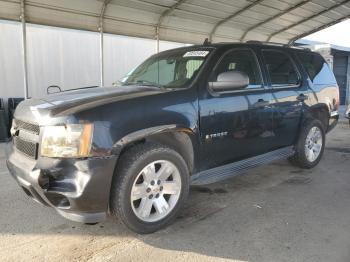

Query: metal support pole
20;0;28;99
155;0;186;53
99;27;104;87
156;26;160;53
98;0;110;87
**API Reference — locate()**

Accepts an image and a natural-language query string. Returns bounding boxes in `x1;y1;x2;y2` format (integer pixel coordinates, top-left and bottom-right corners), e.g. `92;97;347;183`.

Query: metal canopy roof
1;0;350;44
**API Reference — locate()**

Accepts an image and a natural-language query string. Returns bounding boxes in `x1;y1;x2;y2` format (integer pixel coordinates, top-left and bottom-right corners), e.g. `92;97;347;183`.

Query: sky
303;19;350;47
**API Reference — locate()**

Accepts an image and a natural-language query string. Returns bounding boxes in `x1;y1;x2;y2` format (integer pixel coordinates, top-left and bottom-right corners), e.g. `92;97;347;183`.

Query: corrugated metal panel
334;55;348;104
0;0;349;44
0;20;25;98
0;20;186;99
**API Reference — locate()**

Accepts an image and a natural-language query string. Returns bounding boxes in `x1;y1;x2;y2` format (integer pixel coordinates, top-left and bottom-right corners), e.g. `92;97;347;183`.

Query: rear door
198;47;275;170
259;48;306;148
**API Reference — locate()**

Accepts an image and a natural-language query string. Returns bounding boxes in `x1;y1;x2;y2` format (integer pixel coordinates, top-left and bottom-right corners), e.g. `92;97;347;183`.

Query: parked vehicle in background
6;42;339;234
345;105;350;124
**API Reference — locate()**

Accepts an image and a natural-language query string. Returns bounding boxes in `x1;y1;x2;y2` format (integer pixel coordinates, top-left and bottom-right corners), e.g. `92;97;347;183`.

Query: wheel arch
112;125;197;174
303;103;330;131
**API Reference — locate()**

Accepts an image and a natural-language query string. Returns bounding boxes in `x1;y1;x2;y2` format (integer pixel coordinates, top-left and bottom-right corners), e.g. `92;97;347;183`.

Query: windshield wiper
123;80;164;88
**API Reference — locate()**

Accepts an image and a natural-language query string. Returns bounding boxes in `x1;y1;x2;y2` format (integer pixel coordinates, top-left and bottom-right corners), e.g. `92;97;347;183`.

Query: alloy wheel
130;160;182;222
304;126;323;162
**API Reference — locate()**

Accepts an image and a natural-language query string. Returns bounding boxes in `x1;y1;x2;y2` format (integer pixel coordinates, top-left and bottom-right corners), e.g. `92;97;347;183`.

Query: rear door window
262;50;300;87
297;52;337;85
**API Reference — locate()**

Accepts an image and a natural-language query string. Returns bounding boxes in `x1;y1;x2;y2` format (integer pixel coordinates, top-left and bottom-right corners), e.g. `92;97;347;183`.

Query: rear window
297;52;337;85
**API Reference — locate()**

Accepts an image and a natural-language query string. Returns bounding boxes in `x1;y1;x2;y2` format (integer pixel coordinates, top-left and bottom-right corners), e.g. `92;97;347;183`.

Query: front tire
289;119;325;169
110;142;189;234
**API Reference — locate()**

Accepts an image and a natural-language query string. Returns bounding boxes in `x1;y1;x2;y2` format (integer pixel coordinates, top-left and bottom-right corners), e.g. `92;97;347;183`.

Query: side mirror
112;80;122;87
209;71;249;92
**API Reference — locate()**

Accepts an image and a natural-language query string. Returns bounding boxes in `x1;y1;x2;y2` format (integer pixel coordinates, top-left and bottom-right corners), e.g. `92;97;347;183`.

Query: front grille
15;119;40;135
12;119;40;159
14;135;39;159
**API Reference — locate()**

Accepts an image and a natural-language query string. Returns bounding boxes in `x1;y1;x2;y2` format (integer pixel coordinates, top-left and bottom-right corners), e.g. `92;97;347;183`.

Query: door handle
253;99;270;108
297;93;308;101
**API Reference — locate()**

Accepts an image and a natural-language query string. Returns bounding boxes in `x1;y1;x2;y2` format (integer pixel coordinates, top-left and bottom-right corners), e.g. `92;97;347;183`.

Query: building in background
297;39;350;105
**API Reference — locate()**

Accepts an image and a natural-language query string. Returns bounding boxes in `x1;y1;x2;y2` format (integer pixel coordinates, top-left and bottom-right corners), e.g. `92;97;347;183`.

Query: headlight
41;124;93;158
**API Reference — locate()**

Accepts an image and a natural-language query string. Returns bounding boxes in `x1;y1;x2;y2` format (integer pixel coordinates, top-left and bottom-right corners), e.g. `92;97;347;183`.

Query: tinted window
214;49;262;89
263;50;299;87
298;52;337;85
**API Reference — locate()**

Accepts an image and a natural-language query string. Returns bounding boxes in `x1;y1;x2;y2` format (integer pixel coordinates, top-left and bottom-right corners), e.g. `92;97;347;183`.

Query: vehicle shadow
0;158;310;261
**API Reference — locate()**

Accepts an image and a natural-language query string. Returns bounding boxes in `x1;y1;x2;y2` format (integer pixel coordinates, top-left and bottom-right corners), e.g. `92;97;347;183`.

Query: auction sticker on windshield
183;51;209;57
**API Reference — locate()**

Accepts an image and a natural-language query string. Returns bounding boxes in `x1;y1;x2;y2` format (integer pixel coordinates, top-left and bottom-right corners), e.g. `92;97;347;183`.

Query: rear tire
110;142;189;234
289;119;325;169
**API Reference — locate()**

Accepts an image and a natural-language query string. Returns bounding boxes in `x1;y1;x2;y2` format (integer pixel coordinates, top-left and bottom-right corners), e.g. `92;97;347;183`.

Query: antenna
203;38;211;46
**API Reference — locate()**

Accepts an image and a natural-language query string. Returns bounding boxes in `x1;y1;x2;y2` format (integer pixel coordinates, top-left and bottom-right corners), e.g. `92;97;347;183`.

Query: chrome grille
14;119;40;135
13;119;40;159
14;136;38;159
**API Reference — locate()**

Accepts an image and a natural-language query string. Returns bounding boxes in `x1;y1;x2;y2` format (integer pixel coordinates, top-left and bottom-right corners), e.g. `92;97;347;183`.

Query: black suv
6;42;339;234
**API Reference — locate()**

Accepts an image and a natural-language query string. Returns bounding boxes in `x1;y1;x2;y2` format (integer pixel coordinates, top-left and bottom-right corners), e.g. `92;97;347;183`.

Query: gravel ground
0;118;349;262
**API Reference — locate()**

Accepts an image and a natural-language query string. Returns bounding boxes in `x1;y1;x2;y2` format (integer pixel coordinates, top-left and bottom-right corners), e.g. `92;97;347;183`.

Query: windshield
120;49;212;88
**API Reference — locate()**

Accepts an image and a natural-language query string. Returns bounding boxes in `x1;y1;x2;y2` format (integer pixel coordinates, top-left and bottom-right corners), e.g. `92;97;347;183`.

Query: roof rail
245;40;311;50
246;40;286;46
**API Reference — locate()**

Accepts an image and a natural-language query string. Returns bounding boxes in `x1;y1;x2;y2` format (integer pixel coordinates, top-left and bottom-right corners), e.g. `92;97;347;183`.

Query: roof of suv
162;41;316;55
202;41;311;51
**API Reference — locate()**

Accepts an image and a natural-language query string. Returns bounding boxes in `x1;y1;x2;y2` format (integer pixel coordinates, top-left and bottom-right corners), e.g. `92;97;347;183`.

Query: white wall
26;24;101;98
0;20;187;99
0;20;25;98
104;34;156;86
104;34;187;86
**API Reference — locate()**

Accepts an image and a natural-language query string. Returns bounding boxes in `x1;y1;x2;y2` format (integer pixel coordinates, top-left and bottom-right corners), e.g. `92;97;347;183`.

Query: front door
198;48;275;171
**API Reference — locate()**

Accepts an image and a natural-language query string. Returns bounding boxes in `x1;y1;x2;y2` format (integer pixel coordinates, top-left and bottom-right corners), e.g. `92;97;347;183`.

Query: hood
14;86;166;122
43;86;163;104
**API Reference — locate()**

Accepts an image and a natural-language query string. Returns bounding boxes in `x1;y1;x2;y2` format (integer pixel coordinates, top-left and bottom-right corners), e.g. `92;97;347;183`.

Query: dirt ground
0;118;350;262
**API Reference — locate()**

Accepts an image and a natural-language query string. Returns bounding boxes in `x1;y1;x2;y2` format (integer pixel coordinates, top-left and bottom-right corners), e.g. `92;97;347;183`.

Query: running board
191;146;295;185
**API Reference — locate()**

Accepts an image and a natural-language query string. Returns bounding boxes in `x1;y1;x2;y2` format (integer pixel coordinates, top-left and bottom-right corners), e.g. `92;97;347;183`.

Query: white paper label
183;51;209;57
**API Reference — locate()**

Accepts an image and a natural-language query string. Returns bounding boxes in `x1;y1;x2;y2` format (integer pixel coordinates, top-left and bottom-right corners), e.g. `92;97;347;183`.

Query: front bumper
5;142;117;223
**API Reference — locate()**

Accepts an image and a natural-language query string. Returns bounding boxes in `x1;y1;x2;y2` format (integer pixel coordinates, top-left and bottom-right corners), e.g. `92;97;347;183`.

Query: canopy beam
209;0;264;42
240;0;312;42
155;0;187;52
289;14;350;44
267;0;350;42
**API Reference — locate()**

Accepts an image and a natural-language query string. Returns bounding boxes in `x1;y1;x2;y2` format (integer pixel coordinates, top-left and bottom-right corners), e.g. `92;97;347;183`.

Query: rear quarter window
297;52;337;85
